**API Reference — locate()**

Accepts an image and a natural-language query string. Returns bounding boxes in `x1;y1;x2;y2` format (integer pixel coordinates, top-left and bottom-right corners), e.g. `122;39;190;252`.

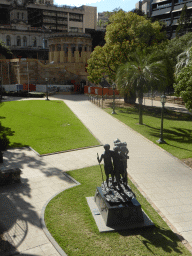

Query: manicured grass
45;166;191;256
105;104;192;159
0;100;99;154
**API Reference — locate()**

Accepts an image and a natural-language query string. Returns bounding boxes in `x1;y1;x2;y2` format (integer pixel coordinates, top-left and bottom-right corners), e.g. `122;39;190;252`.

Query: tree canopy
174;46;192;110
174;62;192;110
87;11;167;85
0;40;12;59
176;4;192;37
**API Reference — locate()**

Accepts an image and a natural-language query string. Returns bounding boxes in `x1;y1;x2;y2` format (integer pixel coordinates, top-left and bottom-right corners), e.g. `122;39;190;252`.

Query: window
32;37;37;47
44;40;47;48
71;44;75;57
6;35;11;46
57;44;61;51
64;44;68;56
22;13;24;20
23;36;27;47
78;44;82;57
69;13;83;22
69;27;79;33
17;12;20;19
17;36;21;46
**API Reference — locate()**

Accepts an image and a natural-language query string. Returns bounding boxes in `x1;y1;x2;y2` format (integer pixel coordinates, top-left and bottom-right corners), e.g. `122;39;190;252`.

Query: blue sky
53;0;139;13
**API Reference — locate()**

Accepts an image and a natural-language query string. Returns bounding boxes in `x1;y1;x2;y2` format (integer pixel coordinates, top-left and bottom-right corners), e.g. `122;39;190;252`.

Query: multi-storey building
151;0;192;38
97;12;109;31
135;0;152;16
0;0;97;60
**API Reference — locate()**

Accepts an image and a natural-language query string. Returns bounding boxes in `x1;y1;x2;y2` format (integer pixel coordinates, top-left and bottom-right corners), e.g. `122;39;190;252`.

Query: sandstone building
0;0;97;60
0;0;97;86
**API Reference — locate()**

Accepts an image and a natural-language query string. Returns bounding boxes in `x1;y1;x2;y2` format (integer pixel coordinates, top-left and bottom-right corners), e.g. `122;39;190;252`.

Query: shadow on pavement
0;148;74;253
51;94;88;102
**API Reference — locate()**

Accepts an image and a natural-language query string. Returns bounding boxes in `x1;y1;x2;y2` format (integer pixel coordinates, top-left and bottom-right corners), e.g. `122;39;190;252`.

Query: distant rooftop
52;4;84;10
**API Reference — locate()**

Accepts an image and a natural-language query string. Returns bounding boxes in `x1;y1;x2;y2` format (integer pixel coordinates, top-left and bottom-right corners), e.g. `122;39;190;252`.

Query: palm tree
175;42;192;74
116;50;169;125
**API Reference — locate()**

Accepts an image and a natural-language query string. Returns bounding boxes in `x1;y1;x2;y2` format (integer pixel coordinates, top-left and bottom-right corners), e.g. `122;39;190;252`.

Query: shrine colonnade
49;42;92;64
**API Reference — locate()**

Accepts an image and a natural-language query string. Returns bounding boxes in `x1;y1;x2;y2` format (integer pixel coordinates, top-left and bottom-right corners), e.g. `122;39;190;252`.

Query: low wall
3;84;74;93
3;84;17;91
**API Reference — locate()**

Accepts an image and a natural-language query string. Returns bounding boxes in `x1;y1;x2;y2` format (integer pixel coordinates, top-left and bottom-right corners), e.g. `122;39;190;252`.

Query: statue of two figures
97;139;129;189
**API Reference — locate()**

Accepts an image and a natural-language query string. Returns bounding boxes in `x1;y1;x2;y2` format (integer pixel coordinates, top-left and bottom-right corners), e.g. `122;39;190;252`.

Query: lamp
45;78;49;101
111;82;116;114
0;77;2;101
157;94;166;144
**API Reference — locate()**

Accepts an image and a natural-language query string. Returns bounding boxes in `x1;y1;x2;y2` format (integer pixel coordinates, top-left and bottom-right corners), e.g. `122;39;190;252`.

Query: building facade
135;0;152;16
151;0;192;38
0;0;97;60
49;32;92;64
97;12;109;31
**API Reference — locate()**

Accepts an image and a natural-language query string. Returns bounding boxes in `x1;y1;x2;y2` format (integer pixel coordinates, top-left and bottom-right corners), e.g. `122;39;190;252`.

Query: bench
0;168;21;185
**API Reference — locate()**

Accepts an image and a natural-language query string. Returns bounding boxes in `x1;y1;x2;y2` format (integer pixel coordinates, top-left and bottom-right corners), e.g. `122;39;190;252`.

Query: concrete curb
40;172;81;256
7;145;103;158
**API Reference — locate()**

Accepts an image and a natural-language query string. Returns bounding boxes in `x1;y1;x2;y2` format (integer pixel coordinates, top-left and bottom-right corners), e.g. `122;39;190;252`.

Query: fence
84;86;119;96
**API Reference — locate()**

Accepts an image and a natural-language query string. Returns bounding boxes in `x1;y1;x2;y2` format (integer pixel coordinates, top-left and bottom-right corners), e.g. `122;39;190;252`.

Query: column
68;44;72;63
60;44;65;63
74;44;79;63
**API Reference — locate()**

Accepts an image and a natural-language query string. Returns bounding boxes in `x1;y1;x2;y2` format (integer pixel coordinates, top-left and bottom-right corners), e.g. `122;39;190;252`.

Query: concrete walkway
0;95;192;255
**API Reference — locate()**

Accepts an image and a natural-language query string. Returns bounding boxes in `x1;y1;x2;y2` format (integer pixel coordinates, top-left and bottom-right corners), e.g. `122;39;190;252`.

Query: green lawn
105;104;192;159
0;100;99;154
45;166;191;256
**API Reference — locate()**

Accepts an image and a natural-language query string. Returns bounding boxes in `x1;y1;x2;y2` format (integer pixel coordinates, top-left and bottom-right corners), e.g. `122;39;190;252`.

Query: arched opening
17;36;21;46
6;35;11;46
23;36;27;47
32;37;37;47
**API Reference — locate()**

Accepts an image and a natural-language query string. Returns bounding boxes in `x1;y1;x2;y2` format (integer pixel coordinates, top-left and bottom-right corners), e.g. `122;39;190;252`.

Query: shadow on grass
146;124;192;147
118;226;183;254
117;104;192;122
0;118;27;149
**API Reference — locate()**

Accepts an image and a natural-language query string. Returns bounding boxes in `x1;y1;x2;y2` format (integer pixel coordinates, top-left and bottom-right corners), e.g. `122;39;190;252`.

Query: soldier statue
97;144;114;187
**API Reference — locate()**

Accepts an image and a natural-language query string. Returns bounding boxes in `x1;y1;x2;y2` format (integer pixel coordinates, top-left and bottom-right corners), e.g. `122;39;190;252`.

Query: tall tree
174;62;192;110
87;11;167;96
0;40;12;59
174;46;192;110
116;50;169;124
176;4;192;37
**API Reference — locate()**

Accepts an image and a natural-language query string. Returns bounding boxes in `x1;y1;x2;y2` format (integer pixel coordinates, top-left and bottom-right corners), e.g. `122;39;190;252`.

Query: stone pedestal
94;186;144;228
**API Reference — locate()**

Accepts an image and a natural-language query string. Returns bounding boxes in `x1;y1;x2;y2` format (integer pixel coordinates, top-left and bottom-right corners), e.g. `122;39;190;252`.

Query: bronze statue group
97;139;129;188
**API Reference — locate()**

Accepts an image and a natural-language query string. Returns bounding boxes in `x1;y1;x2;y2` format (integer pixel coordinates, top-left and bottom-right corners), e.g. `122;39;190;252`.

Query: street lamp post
111;82;116;114
101;77;105;108
157;95;166;144
45;78;49;101
0;77;2;101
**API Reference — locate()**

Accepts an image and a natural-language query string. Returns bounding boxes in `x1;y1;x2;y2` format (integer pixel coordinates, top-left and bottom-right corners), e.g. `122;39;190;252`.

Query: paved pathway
0;95;192;255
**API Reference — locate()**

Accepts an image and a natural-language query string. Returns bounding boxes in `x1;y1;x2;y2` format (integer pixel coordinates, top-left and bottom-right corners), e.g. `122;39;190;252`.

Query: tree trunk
138;89;143;125
0;151;3;163
124;90;136;104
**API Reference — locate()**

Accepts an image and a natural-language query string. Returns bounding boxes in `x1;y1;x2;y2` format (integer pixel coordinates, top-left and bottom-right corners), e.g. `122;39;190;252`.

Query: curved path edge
40;172;81;256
